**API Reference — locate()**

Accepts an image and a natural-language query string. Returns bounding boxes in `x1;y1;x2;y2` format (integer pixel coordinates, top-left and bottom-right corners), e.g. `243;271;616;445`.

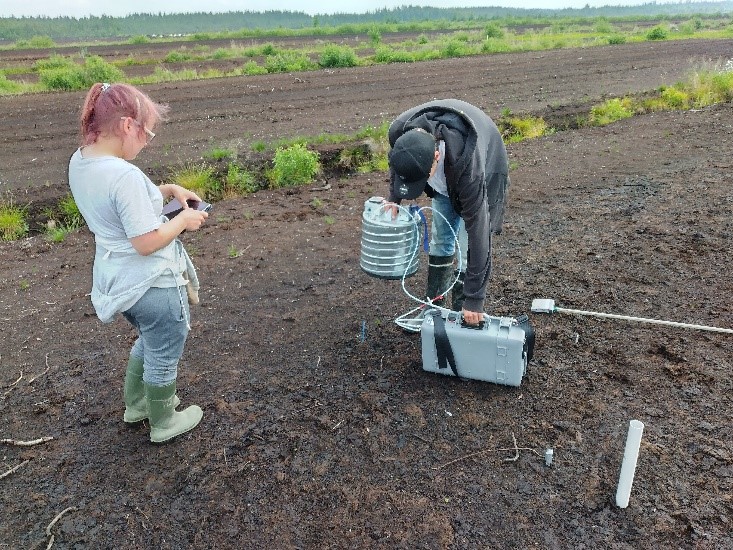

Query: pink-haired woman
68;82;208;443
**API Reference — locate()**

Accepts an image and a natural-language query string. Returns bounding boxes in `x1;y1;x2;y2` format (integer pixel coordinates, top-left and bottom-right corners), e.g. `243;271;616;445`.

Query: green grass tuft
0;202;28;241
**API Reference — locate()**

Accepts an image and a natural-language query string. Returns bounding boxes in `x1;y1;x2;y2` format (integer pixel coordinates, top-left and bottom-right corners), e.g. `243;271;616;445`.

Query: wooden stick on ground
3;371;23;396
503;432;520;462
28;355;52;384
433;432;542;469
45;506;79;550
0;436;54;447
0;459;30;480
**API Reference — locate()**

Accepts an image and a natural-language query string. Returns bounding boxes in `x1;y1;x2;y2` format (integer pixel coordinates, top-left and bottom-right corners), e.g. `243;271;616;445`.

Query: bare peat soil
1;40;732;549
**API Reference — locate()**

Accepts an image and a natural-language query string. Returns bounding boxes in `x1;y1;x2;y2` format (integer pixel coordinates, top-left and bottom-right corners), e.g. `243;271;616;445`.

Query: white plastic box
420;310;530;386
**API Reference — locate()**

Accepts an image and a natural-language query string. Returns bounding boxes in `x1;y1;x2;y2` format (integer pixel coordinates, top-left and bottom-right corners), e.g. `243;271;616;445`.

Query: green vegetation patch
589;97;635;126
170;163;217;200
0;202;28;241
38;55;123;91
271;143;321;187
319;44;359;68
499;110;549;143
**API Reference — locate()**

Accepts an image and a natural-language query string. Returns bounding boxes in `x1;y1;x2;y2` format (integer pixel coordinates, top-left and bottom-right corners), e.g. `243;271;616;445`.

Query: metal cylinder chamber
360;196;420;279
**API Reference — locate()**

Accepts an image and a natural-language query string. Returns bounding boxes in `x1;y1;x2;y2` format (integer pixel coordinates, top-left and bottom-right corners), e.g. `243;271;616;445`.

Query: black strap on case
515;314;535;362
429;310;459;377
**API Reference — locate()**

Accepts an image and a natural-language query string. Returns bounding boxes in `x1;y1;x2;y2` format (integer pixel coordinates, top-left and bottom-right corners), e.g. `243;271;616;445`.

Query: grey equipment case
420;309;534;386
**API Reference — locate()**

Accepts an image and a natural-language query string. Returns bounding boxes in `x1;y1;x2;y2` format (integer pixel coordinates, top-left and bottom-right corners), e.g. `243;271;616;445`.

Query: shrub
261;43;278;56
589;97;634;126
608;35;626;45
224;163;258;196
660;86;690;109
265;52;316;73
441;41;469;58
484;23;504;39
39;65;86;91
368;27;382;45
271;143;320;187
82;56;123;84
646;25;668;41
242;60;267;75
38;55;122;91
711;70;733;101
687;64;733;107
0;202;28;241
319;44;358;68
499;114;548;143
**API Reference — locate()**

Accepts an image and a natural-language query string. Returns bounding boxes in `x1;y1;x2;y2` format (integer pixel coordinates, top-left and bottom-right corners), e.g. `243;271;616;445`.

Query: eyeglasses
121;117;156;144
142;126;156;143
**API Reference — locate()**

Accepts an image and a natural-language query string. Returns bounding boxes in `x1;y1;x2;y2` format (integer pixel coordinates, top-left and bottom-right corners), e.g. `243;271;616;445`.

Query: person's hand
160;183;202;206
462;309;483;326
171;186;202;208
382;201;400;220
177;207;208;231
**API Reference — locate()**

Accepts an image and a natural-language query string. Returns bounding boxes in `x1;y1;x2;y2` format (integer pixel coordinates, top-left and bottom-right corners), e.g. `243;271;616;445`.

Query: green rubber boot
123;356;148;423
145;382;203;443
123;356;179;423
426;254;455;308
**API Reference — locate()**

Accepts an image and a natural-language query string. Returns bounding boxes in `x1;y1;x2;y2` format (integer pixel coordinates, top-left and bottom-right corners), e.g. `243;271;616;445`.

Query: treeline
1;2;733;41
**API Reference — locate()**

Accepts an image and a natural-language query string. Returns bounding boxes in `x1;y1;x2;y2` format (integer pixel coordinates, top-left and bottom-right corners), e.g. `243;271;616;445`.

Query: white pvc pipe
556;307;733;335
616;419;645;508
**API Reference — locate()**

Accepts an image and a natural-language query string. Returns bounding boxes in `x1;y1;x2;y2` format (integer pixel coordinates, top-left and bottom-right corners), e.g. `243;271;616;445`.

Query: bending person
386;99;509;325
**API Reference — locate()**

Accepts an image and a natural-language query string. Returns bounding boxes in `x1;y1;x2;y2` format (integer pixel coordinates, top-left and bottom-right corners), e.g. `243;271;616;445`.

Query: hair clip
101;83;110;92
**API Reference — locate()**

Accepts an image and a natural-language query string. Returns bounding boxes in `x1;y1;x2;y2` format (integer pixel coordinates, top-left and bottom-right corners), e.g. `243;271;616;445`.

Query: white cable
387;203;461;332
556;307;733;334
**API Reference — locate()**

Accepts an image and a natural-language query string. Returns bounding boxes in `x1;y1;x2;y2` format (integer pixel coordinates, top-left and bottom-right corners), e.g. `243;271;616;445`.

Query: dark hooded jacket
387;99;509;313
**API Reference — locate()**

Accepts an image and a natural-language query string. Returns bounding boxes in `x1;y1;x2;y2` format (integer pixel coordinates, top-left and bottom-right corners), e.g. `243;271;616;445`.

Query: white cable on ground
556;307;733;334
389;203;461;332
531;298;733;334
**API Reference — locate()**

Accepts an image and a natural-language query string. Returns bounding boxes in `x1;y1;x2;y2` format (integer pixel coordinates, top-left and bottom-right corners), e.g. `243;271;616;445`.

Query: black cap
389;129;435;200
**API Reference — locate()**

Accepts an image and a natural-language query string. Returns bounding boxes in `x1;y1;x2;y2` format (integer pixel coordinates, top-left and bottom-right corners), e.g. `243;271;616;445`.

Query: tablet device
162;198;212;219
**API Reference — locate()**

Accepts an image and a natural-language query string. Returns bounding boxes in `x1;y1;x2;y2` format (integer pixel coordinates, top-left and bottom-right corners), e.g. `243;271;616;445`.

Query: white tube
616;419;645;508
555;307;733;334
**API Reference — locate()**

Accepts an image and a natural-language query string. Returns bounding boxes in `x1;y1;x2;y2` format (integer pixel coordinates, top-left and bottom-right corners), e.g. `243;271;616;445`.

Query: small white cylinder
616;419;645;508
544;448;554;466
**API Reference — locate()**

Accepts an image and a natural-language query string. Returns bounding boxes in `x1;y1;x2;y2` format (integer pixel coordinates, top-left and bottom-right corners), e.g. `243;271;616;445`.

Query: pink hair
79;82;170;146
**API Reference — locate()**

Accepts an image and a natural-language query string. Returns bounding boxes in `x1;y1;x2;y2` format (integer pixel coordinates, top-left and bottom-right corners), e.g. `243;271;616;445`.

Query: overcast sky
0;1;699;19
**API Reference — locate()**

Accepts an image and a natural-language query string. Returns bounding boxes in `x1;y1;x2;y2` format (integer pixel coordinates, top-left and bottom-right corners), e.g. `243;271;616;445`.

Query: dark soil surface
1;39;732;549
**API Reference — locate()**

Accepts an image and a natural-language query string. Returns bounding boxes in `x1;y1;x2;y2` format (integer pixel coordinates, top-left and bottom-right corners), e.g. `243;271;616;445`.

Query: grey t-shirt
68;148;186;322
